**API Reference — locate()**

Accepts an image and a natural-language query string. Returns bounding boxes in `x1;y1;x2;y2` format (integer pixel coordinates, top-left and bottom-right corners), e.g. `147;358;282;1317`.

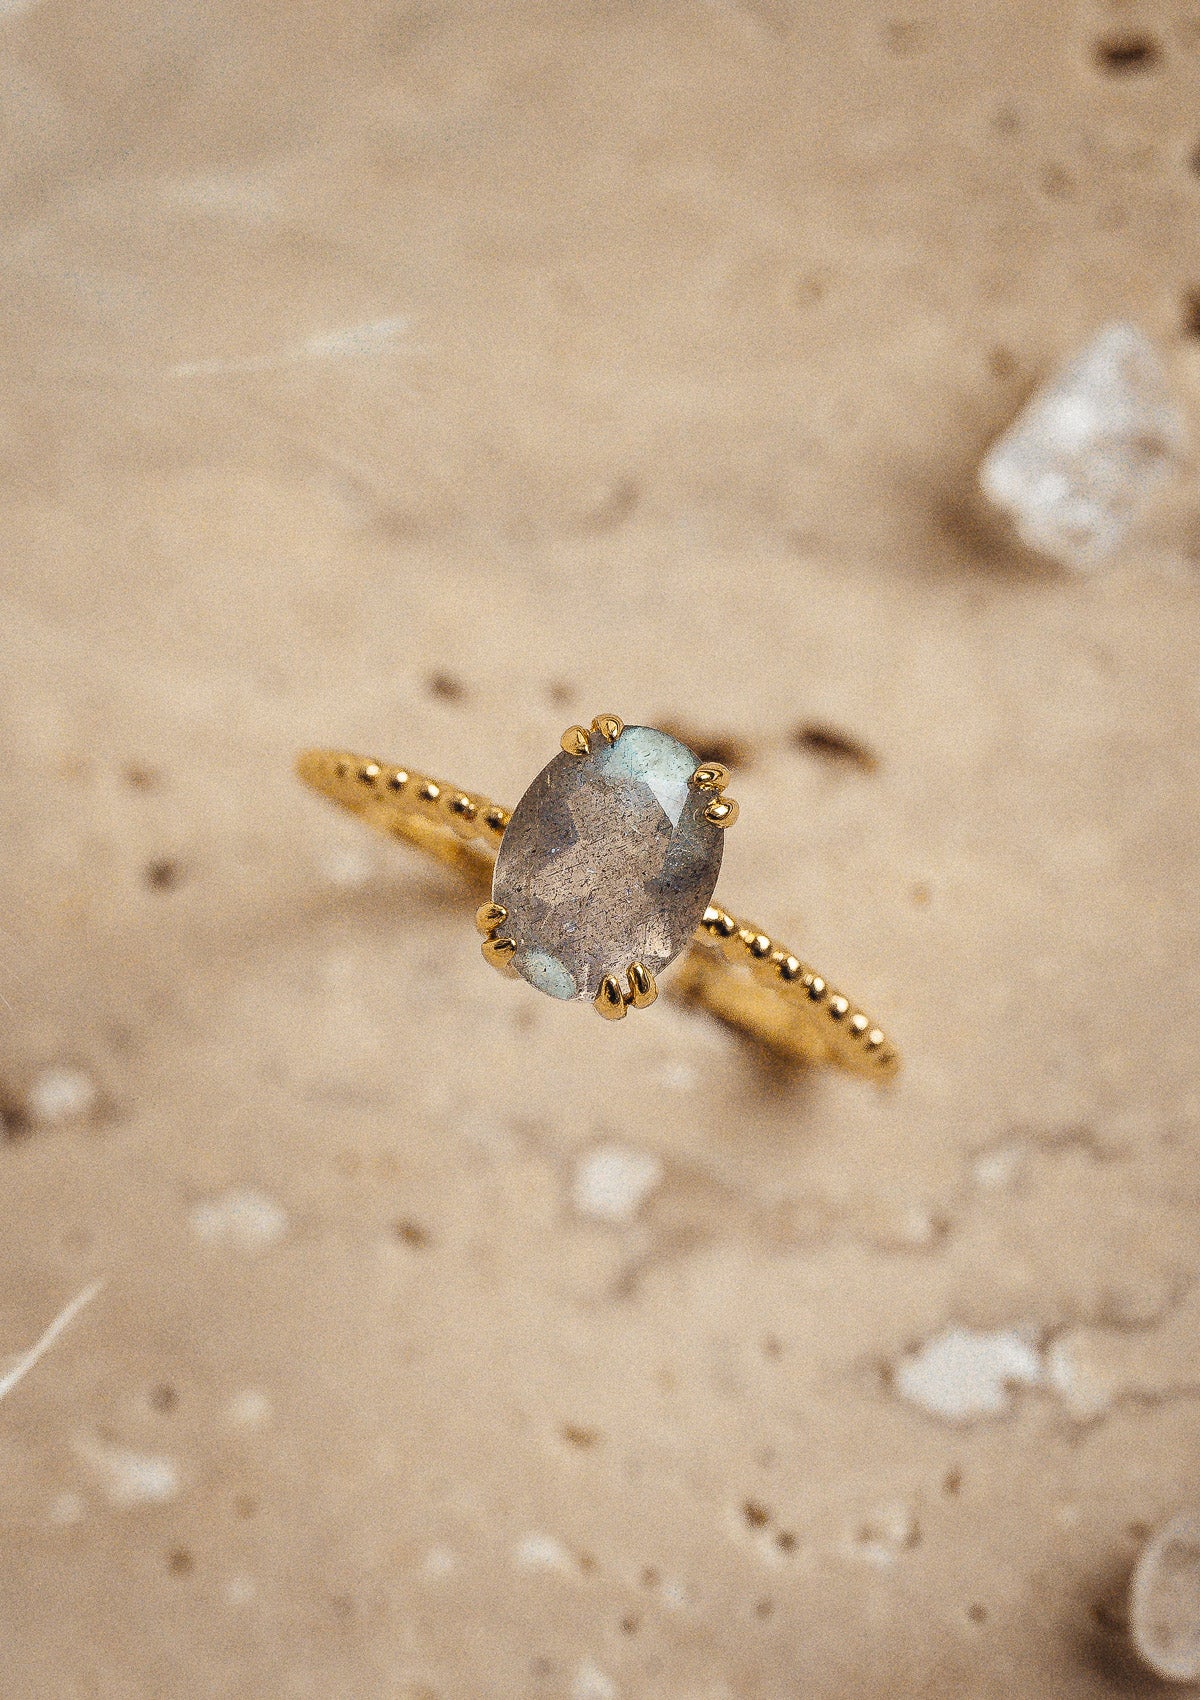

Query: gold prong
475;901;508;937
591;714;624;745
561;725;592;757
704;797;739;828
627;962;657;1008
692;763;728;792
594;974;628;1019
482;935;519;976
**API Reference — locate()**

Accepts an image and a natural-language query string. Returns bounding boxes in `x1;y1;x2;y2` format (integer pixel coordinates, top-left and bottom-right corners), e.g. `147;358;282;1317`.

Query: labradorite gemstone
492;725;724;1002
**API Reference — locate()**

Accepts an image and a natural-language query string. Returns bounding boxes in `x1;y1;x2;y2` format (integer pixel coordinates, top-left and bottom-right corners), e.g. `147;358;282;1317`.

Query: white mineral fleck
850;1500;922;1565
27;1063;97;1125
572;1143;663;1224
421;1545;457;1578
225;1573;257;1606
224;1388;273;1427
980;322;1186;568
49;1491;85;1525
514;1532;577;1573
1043;1332;1115;1420
894;1325;1042;1421
571;1661;619;1700
189;1188;288;1251
1129;1512;1200;1682
73;1436;180;1505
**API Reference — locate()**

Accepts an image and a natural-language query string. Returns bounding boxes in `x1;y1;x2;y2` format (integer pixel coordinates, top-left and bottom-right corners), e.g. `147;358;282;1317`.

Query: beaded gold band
297;744;899;1082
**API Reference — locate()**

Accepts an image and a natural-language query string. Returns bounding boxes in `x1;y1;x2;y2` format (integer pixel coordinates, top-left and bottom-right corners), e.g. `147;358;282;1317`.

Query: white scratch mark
0;1280;105;1406
172;315;411;377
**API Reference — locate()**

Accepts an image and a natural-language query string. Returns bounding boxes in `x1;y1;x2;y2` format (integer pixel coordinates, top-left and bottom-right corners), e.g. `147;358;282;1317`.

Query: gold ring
297;716;899;1082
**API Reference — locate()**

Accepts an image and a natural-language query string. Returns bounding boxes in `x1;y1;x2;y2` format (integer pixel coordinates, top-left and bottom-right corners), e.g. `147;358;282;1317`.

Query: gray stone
492;725;724;1002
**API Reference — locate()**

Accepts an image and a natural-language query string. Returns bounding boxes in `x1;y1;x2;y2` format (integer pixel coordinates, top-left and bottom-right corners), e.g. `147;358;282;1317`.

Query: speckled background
2;2;1199;1696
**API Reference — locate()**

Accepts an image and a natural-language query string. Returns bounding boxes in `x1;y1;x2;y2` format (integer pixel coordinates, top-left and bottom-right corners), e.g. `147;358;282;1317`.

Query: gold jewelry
297;718;899;1082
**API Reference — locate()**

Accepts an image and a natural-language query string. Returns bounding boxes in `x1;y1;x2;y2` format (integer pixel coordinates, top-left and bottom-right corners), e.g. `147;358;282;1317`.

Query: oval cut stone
492;725;724;1002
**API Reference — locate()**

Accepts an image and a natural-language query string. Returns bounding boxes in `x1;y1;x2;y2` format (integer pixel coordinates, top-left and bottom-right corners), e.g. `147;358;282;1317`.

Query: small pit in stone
144;858;185;892
1183;291;1200;338
166;1549;194;1577
793;722;879;771
1093;32;1160;73
743;1500;770;1529
149;1384;178;1414
394;1220;432;1249
427;671;466;703
561;1423;600;1449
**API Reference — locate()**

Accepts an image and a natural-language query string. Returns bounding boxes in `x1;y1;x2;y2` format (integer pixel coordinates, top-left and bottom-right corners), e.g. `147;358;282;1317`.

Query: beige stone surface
2;2;1200;1695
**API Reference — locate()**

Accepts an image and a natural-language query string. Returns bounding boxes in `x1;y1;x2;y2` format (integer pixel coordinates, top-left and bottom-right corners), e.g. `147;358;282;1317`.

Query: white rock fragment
26;1064;97;1126
190;1188;288;1252
894;1325;1042;1422
572;1143;663;1224
571;1662;619;1700
73;1436;180;1506
1130;1512;1200;1683
980;322;1187;568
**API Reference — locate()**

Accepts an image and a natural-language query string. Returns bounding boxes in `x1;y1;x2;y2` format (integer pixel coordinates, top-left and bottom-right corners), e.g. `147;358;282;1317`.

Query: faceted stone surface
492;725;724;1002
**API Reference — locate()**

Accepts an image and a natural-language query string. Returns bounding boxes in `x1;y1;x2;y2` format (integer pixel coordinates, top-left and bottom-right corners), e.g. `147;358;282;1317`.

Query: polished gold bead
475;901;508;937
590;713;624;745
359;762;381;784
829;995;849;1020
703;905;736;939
704;797;738;828
483;806;509;836
387;769;409;791
418;780;441;803
594;974;628;1019
692;763;728;792
482;935;518;975
447;792;478;835
849;1012;869;1035
561;725;592;757
627;961;658;1008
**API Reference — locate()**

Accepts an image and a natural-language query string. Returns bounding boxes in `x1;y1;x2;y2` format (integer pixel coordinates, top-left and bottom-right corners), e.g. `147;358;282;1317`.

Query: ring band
297;728;899;1083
